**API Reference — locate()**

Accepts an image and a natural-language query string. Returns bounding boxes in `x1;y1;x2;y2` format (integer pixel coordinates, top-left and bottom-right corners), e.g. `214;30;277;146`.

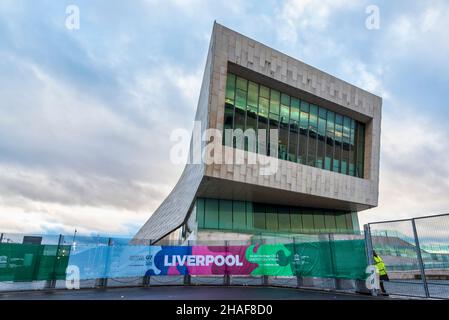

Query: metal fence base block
184;275;191;285
335;279;354;291
296;276;304;288
262;276;268;286
45;279;56;290
143;276;150;287
300;277;314;288
224;275;230;286
95;278;108;288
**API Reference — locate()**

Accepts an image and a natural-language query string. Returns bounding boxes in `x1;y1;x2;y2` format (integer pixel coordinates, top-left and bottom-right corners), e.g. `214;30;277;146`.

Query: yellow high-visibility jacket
374;255;387;276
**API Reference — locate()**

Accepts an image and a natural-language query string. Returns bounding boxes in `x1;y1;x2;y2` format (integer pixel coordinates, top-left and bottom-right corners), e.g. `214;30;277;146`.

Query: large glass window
197;198;359;234
223;73;365;178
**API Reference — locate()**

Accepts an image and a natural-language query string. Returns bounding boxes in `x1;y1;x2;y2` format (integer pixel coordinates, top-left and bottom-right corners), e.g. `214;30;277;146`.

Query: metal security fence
365;214;449;299
0;232;368;295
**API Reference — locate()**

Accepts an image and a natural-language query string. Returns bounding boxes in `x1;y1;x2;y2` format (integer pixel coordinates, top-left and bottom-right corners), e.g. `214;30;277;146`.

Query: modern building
133;22;382;244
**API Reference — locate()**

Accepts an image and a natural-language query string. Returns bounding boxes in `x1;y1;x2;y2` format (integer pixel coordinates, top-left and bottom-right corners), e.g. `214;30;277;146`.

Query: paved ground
0;286;382;300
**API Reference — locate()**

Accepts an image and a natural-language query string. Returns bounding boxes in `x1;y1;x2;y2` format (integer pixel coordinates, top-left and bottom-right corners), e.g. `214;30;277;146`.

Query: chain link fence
365;214;449;299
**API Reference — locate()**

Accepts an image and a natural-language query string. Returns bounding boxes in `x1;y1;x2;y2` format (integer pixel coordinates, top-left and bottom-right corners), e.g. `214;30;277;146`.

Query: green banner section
246;240;367;280
0;244;71;282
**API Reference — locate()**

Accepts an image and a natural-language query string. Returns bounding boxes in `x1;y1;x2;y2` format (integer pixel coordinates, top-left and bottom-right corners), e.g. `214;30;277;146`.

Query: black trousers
380;274;389;293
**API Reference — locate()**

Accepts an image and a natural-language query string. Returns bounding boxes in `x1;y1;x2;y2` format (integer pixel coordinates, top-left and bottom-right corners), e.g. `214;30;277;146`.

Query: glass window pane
345;213;354;230
278;207;290;231
324;214;336;231
234;89;246;132
335;214;347;231
260;85;270;99
279;105;290;160
269;90;280;115
334;114;343;172
253;204;266;230
219;200;233;230
265;205;278;231
356;122;365;178
236;77;247;91
298;101;309;164
341;117;351;175
302;213;314;232
349;120;356;176
307;105;318;167
246;82;258;133
204;199;219;229
289;98;300;162
313;212;325;231
233;201;246;230
290;211;302;232
246;202;254;230
317;107;326;169
225;73;236;104
196;198;205;228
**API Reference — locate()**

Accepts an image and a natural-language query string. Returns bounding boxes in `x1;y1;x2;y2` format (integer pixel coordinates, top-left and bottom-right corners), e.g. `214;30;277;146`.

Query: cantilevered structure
134;22;382;244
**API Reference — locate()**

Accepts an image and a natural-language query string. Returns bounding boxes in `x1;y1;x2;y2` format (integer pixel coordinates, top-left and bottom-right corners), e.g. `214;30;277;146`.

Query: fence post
184;240;191;285
293;237;303;288
143;240;151;287
261;239;269;286
46;234;64;289
328;233;340;290
364;224;377;296
411;219;430;298
97;238;113;288
224;240;230;286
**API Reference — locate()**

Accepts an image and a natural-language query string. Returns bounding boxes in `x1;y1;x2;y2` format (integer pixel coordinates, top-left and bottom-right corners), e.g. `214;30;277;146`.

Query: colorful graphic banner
67;240;367;280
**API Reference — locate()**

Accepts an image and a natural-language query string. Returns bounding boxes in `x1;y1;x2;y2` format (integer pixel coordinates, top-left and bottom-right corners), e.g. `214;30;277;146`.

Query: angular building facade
134;23;382;244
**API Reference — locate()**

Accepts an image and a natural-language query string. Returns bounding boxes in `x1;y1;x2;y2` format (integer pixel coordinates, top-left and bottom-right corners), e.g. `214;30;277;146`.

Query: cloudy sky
0;0;448;237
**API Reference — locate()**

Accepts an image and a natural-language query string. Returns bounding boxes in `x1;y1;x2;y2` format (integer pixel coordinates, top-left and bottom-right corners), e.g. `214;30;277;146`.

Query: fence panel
414;215;449;299
367;214;449;299
368;220;427;297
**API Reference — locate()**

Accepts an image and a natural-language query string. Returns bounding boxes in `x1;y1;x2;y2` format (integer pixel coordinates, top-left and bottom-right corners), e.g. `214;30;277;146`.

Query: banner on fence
67;240;367;281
